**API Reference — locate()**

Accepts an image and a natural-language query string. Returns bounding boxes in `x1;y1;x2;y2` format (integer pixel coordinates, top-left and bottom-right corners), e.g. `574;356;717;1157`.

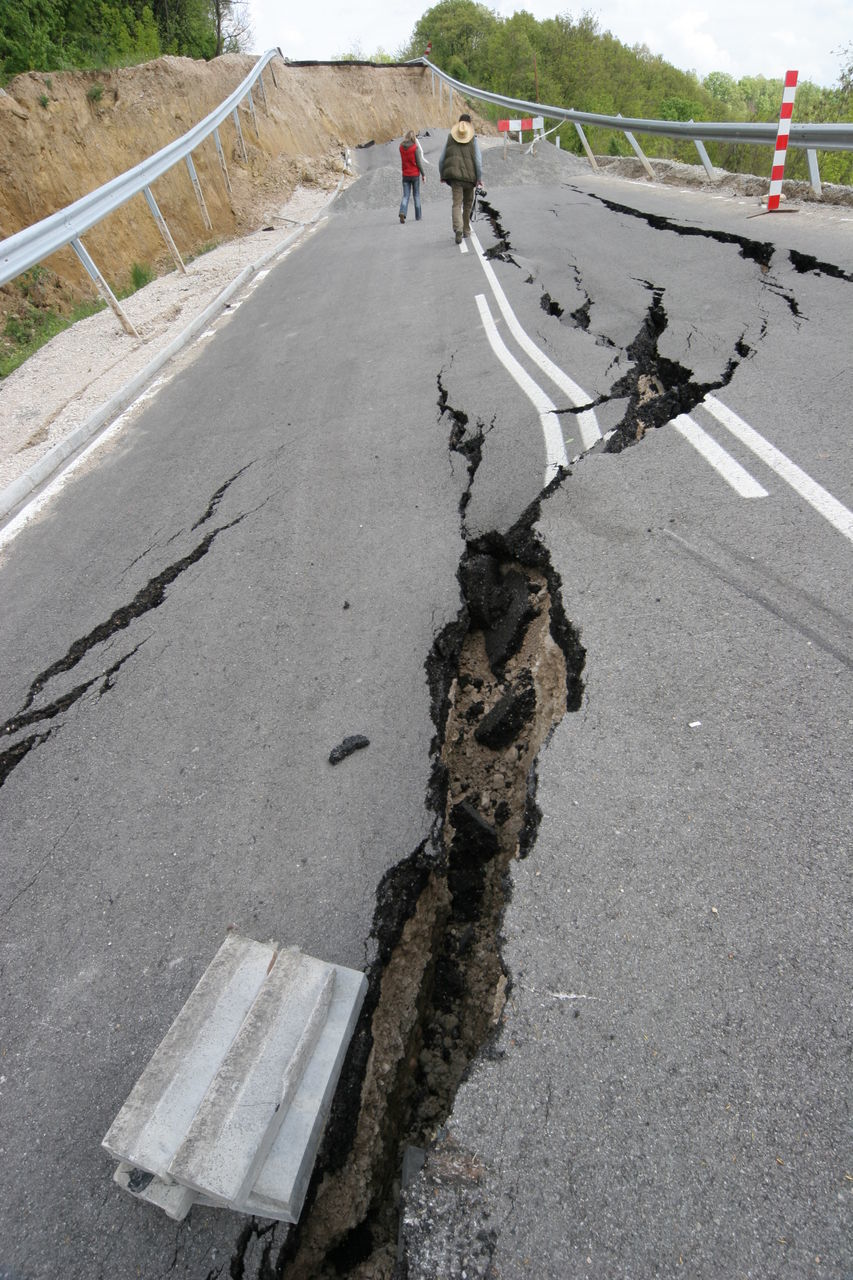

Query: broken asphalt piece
447;801;501;923
474;672;536;750
459;553;536;676
329;734;370;765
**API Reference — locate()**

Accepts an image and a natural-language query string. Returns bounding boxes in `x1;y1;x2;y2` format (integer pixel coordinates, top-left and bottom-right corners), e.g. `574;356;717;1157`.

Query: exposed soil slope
0;56;486;306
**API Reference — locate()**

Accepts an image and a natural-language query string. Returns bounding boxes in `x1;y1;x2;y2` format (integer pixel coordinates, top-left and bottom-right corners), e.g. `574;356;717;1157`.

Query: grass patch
1;300;105;379
87;81;104;102
129;260;154;291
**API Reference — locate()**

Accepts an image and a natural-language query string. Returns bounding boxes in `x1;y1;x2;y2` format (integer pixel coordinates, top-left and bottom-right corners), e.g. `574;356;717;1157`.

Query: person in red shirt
399;130;426;223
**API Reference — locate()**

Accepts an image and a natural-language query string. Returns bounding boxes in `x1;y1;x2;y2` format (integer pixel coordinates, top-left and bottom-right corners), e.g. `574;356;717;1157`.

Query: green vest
441;135;478;185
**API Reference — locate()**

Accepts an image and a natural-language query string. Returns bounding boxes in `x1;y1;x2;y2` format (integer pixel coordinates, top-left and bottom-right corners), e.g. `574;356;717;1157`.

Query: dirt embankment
0;56;484;318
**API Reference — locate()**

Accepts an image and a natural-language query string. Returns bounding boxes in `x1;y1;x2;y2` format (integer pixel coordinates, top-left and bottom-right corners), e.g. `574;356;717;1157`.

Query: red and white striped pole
767;70;798;211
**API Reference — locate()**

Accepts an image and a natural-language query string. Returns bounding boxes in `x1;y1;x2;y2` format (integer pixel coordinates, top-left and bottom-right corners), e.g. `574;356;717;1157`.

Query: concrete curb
0;179;344;532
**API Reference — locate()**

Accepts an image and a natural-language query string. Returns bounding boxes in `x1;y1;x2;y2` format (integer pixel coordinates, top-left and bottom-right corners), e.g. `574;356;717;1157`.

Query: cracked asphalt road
1;133;851;1278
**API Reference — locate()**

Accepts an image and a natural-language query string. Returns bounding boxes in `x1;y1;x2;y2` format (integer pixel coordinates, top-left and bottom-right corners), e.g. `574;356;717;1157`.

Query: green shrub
130;261;154;291
87;81;104;102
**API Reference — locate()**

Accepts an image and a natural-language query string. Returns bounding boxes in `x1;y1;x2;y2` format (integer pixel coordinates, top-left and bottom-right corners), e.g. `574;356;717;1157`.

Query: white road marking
475;294;568;484
0;383;164;551
703;394;853;544
671;415;768;498
470;232;602;450
459;239;469;254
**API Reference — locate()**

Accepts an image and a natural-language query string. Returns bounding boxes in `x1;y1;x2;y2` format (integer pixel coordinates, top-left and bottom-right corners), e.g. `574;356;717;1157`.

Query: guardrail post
185;153;213;230
232;107;248;163
619;119;655;178
70;236;139;338
213;127;233;196
143;186;186;273
691;133;717;180
256;71;268;111
806;148;822;197
246;88;260;139
573;122;599;172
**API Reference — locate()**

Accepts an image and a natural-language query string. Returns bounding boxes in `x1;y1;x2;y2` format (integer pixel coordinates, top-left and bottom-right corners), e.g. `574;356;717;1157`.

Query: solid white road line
671;415;768;499
703;394;853;545
475;294;568;484
469;232;602;451
0;380;167;551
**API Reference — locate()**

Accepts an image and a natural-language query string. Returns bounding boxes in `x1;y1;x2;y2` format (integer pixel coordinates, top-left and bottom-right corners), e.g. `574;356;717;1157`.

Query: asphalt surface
0;131;850;1278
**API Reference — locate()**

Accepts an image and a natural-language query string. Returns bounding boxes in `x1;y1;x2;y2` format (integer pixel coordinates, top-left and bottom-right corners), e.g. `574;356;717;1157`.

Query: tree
401;0;498;80
210;0;251;56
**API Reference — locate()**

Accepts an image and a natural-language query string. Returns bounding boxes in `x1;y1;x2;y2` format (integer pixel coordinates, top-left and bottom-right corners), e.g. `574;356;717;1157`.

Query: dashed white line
671;414;768;499
475;293;568;483
702;394;853;544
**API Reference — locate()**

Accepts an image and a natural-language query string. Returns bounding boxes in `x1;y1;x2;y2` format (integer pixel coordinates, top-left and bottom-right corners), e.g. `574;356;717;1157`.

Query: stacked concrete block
102;934;367;1223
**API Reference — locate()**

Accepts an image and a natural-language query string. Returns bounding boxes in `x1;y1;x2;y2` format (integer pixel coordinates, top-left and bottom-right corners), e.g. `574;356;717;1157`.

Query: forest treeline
398;2;853;184
2;0;851;183
0;0;250;75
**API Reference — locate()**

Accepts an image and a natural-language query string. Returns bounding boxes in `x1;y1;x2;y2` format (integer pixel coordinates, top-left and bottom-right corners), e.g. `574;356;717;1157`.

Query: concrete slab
112;1162;195;1221
101;934;274;1177
248;963;368;1221
103;937;368;1224
168;948;333;1205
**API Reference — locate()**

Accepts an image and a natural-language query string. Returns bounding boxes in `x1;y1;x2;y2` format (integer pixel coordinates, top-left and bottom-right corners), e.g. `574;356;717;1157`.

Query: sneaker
455;230;463;244
399;214;406;223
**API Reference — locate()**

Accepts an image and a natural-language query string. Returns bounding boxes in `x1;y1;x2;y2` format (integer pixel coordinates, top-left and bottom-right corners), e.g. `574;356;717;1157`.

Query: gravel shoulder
0;180;346;505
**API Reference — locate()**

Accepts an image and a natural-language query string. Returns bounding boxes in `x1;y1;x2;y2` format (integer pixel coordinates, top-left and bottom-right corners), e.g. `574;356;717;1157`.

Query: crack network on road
0;469;254;790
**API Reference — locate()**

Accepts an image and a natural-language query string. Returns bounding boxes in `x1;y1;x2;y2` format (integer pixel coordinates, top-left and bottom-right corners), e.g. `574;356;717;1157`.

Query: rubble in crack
276;489;585;1280
102;934;367;1224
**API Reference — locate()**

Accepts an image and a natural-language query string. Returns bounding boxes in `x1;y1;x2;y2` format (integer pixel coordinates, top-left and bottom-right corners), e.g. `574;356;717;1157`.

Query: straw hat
450;118;475;144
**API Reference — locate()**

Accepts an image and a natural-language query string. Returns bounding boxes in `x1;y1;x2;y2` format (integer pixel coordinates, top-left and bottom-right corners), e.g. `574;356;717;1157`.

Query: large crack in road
223;187;809;1279
240;184;853;1278
9;181;848;1278
224;377;585;1279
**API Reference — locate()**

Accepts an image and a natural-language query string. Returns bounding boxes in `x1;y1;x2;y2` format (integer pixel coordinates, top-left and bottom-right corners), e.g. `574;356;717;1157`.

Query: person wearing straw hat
438;113;483;245
399;130;426;223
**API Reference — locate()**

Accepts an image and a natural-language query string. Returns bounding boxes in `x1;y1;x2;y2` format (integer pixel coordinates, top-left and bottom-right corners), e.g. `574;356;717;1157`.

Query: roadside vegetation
0;260;162;379
0;0;251;77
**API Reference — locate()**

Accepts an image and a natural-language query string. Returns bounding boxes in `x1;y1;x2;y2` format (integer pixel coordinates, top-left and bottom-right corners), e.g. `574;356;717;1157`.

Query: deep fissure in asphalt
237;392;585;1280
602;282;748;451
234;189;770;1279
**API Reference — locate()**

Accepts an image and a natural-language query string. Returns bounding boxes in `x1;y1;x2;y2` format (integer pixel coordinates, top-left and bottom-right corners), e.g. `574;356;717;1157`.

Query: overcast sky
246;0;850;89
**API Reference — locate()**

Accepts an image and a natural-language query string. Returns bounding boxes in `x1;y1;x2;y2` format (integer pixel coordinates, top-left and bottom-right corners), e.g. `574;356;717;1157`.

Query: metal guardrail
3;49;849;338
416;57;853;194
0;48;283;336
